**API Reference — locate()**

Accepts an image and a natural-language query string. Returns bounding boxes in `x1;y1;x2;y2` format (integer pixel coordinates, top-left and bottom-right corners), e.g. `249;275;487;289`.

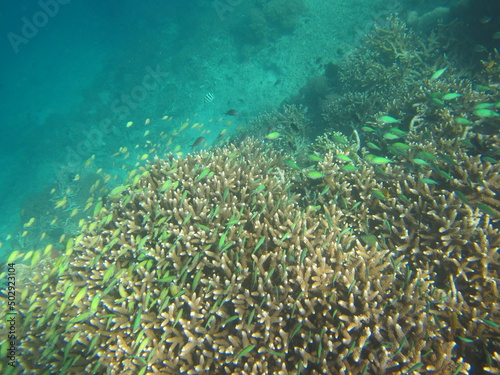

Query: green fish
361;126;376;132
383;133;400;140
365;154;393;164
388;145;408;156
307;154;323;162
430;67;447;80
431;97;445;106
366;142;381;150
454;191;469;205
331;135;348;144
436;169;452;181
397;194;410;204
474;103;495;109
420;178;438;184
284;158;302;170
360;234;378;247
265;132;281;139
460;139;476;149
474;109;498;117
442;93;462;100
455;117;472;125
392;142;412;151
412;158;431;166
389;128;407;136
438;153;458;166
372;189;386;200
252;184;266;195
476;203;499;218
109;185;130;197
195;168;211;182
336;154;354;162
416;151;438;160
306;171;325;179
377;115;401;124
341;165;359;172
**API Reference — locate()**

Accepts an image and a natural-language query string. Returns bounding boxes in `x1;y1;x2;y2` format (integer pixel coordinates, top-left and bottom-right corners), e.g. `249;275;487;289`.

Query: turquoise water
0;0;394;259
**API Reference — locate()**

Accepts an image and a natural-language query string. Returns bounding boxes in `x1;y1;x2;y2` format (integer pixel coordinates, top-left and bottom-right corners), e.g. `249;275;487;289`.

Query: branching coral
249;104;311;158
2;134;498;374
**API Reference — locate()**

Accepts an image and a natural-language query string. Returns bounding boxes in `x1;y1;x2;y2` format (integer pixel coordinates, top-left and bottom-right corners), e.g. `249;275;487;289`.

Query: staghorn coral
482;49;500;83
248;104;311;159
339;14;439;94
1;135;498;374
309;133;500;374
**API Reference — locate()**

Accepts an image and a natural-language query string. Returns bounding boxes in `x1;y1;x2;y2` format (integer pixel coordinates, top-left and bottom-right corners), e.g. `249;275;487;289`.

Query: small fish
430;67;447;80
480;15;492;24
460;139;476;149
412;158;430;166
366;142;381;150
474;109;498;117
476;203;499;218
307;154;323;162
474;44;487;53
265;132;280;140
204;93;215;103
331;135;348;144
438;153;458;166
224;109;239;116
377;115;401;124
416;151;438;160
216;129;228;140
483;156;497;163
336;154;353;162
494;31;500;40
365;154;393;164
392;142;411;151
306;171;325;179
372;189;387;200
442;93;462;100
284;158;302;170
383;133;400;140
455;117;472;125
420;178;438;184
341;165;359;172
190;137;205;148
474;103;494;109
389;128;406;136
431;97;445;106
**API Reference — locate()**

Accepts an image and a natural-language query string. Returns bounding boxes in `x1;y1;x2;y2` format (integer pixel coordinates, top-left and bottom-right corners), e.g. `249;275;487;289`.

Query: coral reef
1;132;498;373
